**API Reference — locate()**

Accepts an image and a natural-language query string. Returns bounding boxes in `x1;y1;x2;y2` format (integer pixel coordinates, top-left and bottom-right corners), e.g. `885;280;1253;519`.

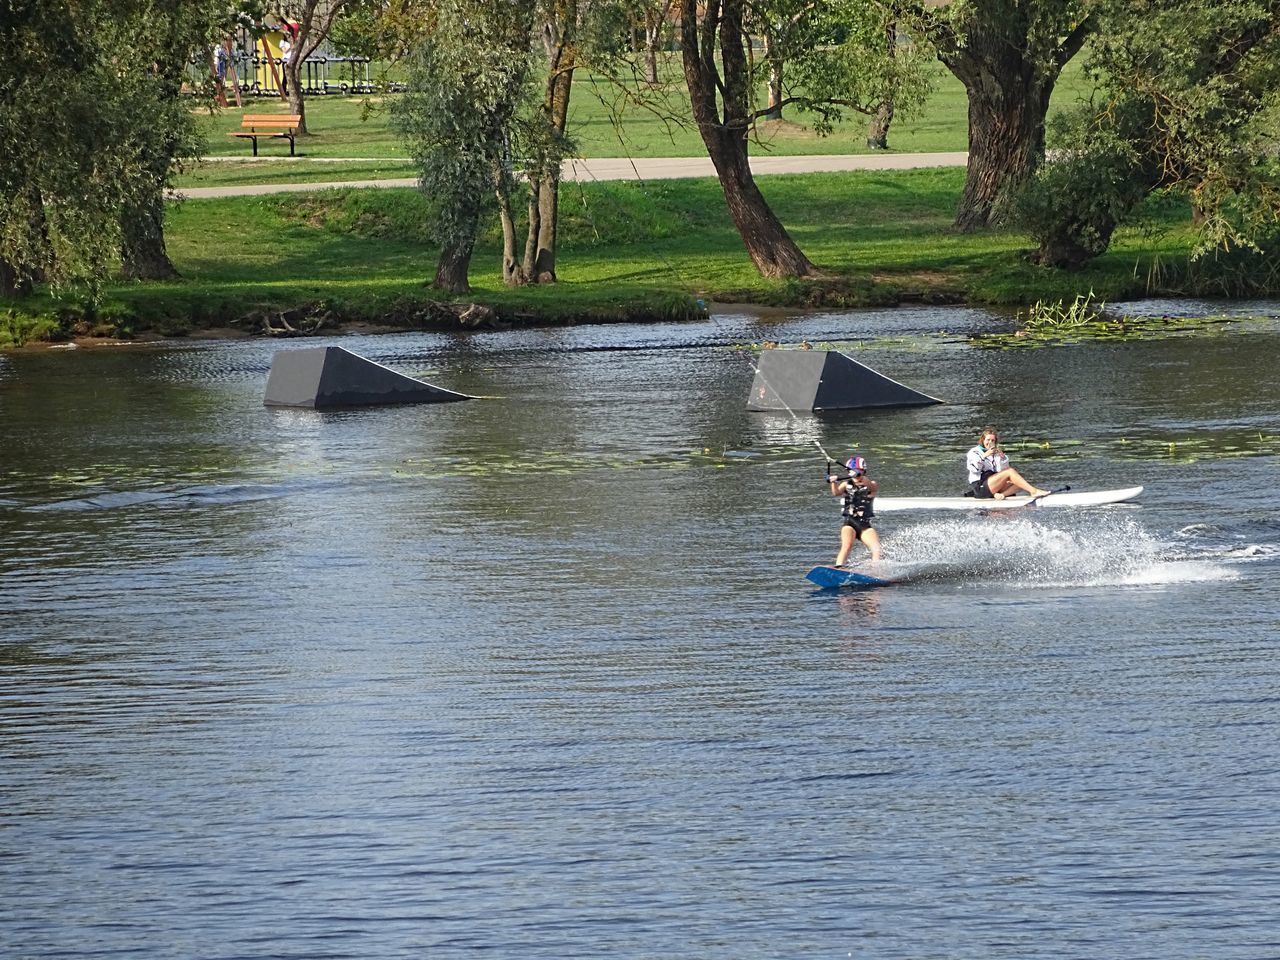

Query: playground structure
201;23;404;104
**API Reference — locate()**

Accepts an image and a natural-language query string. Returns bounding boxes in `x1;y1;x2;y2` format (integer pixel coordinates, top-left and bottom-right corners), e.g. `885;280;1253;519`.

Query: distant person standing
212;42;229;106
965;427;1050;500
278;32;292;95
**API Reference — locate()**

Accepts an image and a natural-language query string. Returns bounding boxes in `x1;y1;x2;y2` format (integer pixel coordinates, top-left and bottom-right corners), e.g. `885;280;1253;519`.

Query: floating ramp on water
747;349;942;411
263;346;475;409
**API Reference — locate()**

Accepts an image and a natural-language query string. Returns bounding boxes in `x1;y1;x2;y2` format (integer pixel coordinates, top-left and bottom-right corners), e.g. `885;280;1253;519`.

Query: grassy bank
7;166;1248;346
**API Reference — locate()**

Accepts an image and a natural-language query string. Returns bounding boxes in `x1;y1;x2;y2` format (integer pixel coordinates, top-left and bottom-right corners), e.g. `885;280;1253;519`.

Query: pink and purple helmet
846;456;868;475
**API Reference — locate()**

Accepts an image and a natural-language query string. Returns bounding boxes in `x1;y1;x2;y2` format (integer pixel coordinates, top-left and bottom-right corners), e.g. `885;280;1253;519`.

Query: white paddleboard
874;485;1143;513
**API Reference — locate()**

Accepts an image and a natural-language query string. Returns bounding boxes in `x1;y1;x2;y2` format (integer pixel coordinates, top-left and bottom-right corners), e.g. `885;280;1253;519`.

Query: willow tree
1;5;72;295
1017;0;1280;270
392;0;539;292
904;0;1095;231
1;1;208;296
116;5;221;280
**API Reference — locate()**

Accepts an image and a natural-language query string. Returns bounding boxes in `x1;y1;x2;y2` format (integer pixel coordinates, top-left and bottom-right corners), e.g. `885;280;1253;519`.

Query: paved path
173;151;968;199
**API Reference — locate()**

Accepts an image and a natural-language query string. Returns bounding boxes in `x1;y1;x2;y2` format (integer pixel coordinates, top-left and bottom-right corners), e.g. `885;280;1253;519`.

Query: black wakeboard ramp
747;349;942;411
263;345;475;409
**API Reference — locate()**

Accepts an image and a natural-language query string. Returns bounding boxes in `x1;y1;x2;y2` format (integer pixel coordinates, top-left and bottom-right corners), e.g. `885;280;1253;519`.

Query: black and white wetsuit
966;444;1009;499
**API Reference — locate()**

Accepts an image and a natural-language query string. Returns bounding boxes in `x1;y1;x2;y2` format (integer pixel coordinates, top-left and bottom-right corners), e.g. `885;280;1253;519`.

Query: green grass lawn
177;159;418;188
182;56;1098;187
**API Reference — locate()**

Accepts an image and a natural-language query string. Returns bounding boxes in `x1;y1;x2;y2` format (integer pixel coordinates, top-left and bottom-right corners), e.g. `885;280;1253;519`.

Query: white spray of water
878;514;1238;587
1173;524;1279;561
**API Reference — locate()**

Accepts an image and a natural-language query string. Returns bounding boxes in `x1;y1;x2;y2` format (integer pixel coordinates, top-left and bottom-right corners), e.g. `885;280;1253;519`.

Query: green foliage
0;308;61;348
9;165;1275;344
784;1;934;134
1018;292;1105;329
0;0;219;294
1160;231;1280;296
390;0;538;248
1011;110;1156;268
2;6;127;291
327;0;397;59
1018;0;1280;268
579;1;633;56
588;0;932;148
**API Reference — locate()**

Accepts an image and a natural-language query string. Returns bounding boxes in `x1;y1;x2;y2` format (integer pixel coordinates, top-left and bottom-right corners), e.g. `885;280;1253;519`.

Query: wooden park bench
228;114;301;156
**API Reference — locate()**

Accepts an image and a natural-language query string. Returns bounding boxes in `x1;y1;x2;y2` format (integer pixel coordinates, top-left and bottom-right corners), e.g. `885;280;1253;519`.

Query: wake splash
876;515;1239;588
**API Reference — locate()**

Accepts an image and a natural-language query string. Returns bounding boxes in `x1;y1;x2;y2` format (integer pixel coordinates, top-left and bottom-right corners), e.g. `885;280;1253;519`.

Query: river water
2;301;1278;959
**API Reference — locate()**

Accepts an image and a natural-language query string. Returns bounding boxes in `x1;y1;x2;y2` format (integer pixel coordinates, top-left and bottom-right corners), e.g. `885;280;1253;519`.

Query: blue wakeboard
805;565;895;589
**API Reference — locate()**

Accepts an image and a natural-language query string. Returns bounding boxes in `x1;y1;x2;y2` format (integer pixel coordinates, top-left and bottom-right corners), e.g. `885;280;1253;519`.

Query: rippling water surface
2;302;1278;958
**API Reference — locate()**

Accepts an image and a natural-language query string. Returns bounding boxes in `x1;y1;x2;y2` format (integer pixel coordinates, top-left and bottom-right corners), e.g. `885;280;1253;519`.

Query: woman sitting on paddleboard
828;455;882;566
966;428;1050;500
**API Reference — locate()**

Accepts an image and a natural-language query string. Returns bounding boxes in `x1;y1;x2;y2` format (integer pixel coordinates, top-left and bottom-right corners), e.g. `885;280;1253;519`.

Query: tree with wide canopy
0;0;219;296
1017;0;1280;270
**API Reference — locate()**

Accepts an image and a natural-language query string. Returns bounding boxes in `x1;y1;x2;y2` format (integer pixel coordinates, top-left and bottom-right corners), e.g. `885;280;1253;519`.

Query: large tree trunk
121;194;178;280
706;130;814;277
951;69;1052;231
680;0;814;278
121;147;178;281
122;31;187;281
434;239;475;293
930;6;1092;232
433;187;481;294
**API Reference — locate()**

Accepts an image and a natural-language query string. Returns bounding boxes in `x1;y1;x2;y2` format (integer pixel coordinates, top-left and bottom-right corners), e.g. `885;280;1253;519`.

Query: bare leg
860;527;883;562
987;468;1048;499
834;526;857;567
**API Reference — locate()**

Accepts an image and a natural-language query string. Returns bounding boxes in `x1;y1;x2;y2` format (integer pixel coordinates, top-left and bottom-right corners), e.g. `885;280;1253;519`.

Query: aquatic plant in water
970;304;1265;349
1020;292;1106;329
